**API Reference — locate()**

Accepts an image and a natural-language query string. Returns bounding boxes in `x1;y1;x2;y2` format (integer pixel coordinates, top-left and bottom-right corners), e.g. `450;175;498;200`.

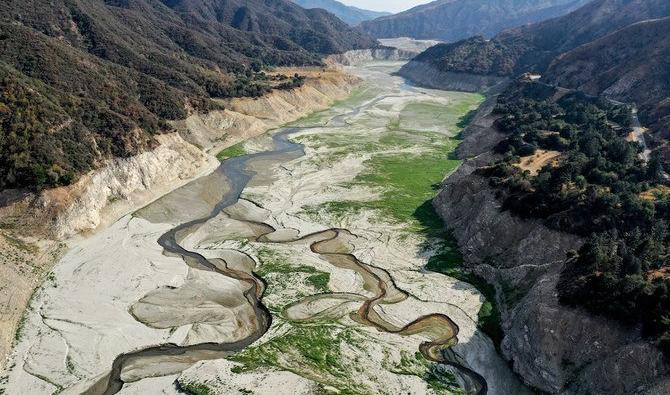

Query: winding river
94;98;486;394
6;61;530;395
96;128;303;394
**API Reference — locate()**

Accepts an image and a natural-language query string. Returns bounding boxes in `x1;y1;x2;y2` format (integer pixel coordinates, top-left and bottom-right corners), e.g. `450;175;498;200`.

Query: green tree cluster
483;82;670;353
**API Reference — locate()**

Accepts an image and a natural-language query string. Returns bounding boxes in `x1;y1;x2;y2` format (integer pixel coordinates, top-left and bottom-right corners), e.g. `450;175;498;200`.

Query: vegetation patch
256;248;320;277
255;247;330;311
385;350;462;395
352;144;460;231
228;322;365;394
216;142;247;161
302;201;366;221
399;93;483;134
2;233;37;254
301;144;462;232
306;273;331;293
298;92;502;347
178;381;214;395
13;314;27;343
301;93;483;234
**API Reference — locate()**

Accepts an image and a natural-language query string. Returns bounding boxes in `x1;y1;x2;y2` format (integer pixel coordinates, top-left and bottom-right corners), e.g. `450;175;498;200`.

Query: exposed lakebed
2;62;529;395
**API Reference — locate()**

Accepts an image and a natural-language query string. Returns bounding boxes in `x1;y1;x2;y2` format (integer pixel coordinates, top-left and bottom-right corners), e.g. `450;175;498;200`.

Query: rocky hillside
433;82;670;393
292;0;390;25
359;0;591;41
545;16;670;142
0;0;376;191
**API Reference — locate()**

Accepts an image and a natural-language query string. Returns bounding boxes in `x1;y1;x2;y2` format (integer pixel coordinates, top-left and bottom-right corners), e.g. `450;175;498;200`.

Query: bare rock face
433;93;670;392
176;69;360;153
504;267;669;394
32;133;219;239
325;48;416;66
398;60;508;92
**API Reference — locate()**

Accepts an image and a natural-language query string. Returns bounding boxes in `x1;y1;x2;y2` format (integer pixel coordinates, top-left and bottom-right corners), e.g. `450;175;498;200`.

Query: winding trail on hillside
86;93;487;395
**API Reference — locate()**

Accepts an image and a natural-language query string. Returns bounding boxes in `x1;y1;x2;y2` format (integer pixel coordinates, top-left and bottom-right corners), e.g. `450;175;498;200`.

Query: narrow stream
94;128;306;394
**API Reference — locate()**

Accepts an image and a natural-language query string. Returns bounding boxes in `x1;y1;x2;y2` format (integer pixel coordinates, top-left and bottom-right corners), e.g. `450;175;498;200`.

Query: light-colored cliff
398;60;509;93
325;48;417;66
176;68;360;153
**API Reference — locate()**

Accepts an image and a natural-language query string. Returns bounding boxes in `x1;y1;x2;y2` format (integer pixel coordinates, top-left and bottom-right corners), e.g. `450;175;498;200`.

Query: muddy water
90;64;493;394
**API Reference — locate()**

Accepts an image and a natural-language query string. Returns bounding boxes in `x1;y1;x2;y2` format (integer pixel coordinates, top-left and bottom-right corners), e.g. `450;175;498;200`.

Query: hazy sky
338;0;433;13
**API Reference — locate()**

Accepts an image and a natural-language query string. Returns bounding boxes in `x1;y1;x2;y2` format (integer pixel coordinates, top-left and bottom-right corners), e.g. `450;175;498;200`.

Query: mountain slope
292;0;390;26
0;0;376;191
409;0;670;76
403;0;670;158
545;16;670;142
359;0;592;41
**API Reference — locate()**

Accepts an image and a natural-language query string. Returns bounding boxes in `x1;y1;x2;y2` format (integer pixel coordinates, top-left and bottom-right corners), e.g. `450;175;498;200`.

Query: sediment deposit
2;61;527;395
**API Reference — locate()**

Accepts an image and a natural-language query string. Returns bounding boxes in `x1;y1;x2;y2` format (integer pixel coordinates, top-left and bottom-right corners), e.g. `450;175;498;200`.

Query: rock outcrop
176;69;360;153
398;60;508;92
433;94;670;393
325;48;416;66
35;133;219;239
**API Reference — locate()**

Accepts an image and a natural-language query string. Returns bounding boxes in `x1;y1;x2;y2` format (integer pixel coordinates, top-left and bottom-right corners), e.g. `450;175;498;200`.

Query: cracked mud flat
1;62;529;395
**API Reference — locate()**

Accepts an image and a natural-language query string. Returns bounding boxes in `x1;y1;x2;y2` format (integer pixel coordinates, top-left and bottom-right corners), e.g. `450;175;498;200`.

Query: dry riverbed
1;62;528;394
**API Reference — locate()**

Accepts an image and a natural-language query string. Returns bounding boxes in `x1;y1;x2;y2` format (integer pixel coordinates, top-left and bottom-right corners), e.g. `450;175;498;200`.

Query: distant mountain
359;0;592;41
402;0;670;170
545;16;670;141
292;0;390;26
409;0;670;76
0;0;376;191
